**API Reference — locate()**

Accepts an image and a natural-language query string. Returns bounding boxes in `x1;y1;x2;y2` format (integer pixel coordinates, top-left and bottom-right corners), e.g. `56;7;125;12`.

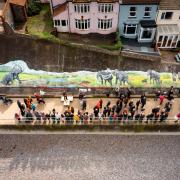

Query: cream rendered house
156;0;180;49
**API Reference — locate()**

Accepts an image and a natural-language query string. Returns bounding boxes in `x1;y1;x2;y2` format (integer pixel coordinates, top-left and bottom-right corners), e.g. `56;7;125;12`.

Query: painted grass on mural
0;71;179;88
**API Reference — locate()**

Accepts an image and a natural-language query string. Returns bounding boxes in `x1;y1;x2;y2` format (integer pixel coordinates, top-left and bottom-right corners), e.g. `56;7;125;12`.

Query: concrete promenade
0;97;179;125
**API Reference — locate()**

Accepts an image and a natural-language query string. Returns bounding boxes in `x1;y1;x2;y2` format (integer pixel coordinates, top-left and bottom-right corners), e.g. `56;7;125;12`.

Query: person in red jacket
174;113;180;122
99;99;103;109
159;94;165;105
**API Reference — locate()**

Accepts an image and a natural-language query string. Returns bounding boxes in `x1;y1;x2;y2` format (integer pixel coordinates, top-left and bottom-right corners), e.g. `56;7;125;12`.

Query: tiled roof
53;2;67;17
122;0;160;5
159;0;180;10
10;0;26;6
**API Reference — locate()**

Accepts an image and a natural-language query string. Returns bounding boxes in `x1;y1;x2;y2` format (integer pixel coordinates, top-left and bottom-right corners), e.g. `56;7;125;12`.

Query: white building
156;0;180;49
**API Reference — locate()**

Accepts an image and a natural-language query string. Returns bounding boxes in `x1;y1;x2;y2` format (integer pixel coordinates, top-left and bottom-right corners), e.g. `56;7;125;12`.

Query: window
75;19;90;30
161;12;173;19
144;7;151;17
98;4;113;13
158;36;163;43
54;20;68;27
123;24;137;35
61;20;67;26
98;19;112;30
141;29;153;39
74;4;90;13
54;20;60;27
129;7;137;18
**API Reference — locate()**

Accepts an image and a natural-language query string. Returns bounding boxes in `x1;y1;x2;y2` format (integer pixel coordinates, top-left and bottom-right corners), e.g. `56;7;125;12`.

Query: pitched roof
53;2;67;17
159;0;180;10
10;0;27;6
122;0;160;5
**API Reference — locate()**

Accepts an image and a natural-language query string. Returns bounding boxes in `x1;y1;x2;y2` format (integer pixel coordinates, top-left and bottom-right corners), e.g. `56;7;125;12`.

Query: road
0;134;179;180
0;97;179;124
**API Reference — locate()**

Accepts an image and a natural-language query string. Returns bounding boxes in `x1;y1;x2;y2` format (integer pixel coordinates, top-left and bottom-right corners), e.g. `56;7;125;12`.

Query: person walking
99;99;103;109
82;98;87;110
63;91;68;101
159;94;165;105
140;94;146;109
136;100;141;111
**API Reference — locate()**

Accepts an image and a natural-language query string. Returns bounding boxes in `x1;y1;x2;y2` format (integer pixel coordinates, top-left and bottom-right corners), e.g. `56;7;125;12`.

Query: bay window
123;24;137;35
75;19;90;30
98;19;112;30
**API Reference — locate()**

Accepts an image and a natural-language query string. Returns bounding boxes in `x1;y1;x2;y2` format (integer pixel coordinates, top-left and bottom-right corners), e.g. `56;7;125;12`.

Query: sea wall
0;33;180;73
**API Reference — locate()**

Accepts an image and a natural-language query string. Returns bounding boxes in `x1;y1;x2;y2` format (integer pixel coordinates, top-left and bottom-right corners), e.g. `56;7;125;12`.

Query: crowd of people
14;87;180;124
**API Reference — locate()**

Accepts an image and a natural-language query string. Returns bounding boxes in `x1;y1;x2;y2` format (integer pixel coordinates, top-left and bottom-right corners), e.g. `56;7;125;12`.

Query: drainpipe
67;1;71;33
50;0;54;15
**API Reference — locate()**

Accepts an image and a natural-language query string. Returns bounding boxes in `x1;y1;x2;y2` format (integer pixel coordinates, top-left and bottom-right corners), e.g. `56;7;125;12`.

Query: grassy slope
26;4;61;43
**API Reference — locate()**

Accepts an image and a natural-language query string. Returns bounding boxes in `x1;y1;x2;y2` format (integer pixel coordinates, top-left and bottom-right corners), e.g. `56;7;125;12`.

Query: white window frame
61;20;68;27
75;19;90;30
54;20;61;27
161;12;173;20
54;20;68;27
98;19;112;30
74;4;90;13
98;4;113;13
129;6;137;18
124;24;137;35
144;7;151;18
140;28;154;40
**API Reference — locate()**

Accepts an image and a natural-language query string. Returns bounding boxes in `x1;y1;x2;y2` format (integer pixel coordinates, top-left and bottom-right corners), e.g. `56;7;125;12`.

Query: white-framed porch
156;25;180;49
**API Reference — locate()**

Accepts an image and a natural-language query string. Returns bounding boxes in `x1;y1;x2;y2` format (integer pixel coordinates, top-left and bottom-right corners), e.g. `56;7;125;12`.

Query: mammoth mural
96;69;113;86
147;70;161;84
113;69;128;85
0;60;180;88
1;64;23;85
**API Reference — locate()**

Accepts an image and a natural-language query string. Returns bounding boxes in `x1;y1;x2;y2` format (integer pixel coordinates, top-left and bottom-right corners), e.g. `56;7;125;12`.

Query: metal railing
3;117;179;126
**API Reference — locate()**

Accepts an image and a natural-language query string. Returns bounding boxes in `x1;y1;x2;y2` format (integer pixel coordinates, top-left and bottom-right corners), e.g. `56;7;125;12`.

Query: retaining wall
0;33;180;72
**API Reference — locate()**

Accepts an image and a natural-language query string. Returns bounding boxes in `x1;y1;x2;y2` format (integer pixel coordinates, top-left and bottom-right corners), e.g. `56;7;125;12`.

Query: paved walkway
0;97;179;125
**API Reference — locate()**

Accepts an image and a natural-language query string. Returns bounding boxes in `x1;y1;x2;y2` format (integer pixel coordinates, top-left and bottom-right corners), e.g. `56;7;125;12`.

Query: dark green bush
27;0;42;16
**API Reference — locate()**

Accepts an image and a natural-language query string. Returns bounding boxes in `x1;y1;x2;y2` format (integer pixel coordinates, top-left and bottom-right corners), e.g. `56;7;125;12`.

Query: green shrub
27;0;42;16
98;31;122;51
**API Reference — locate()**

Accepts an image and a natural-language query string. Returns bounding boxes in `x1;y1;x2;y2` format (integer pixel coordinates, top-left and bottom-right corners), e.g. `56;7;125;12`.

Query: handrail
2;117;179;123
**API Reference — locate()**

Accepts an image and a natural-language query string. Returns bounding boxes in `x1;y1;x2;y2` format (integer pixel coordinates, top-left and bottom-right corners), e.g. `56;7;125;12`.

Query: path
0;97;179;125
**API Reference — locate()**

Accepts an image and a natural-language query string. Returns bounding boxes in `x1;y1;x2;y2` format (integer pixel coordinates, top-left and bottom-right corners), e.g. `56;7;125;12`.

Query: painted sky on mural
0;60;179;88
